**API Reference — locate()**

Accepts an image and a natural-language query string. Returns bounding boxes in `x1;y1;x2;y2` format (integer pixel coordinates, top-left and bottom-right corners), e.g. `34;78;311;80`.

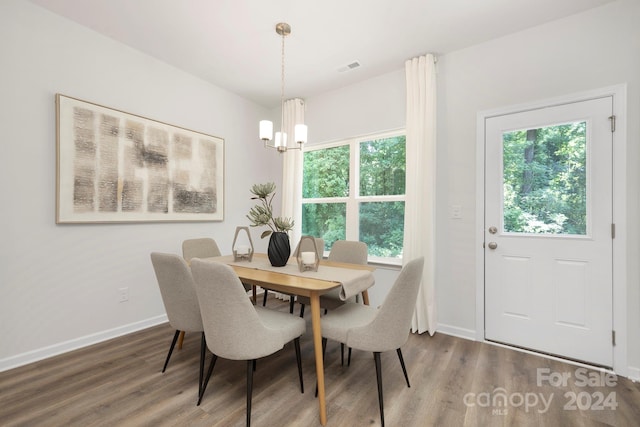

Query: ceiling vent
337;61;361;73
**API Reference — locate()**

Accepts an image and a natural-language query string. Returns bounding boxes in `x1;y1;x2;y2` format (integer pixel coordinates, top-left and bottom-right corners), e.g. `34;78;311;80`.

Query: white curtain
276;98;305;301
404;54;437;335
281;98;305;246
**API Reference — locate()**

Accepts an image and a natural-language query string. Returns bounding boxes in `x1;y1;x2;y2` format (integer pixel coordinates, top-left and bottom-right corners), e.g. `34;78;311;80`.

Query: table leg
177;331;185;349
361;289;370;306
252;286;257;305
310;292;327;426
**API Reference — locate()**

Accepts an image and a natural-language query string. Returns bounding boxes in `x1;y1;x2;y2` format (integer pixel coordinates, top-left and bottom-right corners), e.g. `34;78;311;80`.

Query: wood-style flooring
1;296;639;426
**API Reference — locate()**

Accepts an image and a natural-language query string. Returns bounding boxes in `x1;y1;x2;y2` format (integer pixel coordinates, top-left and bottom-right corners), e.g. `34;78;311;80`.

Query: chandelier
259;22;307;153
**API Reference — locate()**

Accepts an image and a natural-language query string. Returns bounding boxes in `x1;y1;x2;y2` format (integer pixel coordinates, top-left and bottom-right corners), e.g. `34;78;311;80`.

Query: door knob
488;242;498;250
488;226;498;234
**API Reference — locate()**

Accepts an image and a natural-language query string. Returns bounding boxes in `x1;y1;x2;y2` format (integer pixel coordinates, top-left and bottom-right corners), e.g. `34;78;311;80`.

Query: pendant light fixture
259;22;307;152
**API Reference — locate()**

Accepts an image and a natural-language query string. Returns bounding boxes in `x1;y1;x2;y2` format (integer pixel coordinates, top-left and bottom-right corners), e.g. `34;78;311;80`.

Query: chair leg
247;359;255;427
289;297;295;314
162;330;181;373
374;352;385;427
348;347;352;367
396;348;410;388
197;352;218;405
199;333;206;397
262;289;268;306
299;303;305;318
340;343;344;366
294;337;304;393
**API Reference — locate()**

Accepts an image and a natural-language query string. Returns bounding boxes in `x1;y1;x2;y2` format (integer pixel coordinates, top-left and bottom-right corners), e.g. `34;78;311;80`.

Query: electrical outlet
118;287;129;303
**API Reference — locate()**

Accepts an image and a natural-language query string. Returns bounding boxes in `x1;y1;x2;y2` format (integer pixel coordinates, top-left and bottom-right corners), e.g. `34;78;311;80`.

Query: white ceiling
29;0;615;108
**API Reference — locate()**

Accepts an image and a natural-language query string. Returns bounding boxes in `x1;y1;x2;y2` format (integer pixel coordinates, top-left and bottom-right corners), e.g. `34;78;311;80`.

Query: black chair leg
289;297;295;314
247;359;255;427
262;290;268;306
396;348;410;388
348;347;352;366
198;353;218;405
294;337;304;393
374;352;385;427
299;304;305;318
340;343;344;366
199;333;206;397
162;330;181;373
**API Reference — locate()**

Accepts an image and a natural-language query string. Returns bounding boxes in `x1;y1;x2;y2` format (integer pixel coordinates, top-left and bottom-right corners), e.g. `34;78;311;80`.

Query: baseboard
628;366;640;382
436;323;477;341
0;314;168;373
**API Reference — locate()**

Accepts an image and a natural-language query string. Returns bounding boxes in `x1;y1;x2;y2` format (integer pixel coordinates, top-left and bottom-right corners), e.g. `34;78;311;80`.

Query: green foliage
359;202;405;257
360;136;406;196
502;122;586;235
303;145;350;198
247;182;293;238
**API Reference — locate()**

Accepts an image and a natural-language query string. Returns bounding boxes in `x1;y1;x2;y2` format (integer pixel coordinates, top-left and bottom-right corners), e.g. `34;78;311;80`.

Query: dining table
203;253;376;426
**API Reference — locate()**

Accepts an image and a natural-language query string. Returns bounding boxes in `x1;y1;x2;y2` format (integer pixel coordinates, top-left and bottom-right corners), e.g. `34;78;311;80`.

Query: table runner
224;258;375;301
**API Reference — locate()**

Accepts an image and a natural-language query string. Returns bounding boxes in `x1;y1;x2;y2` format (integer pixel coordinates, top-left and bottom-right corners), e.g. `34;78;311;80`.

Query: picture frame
56;94;224;223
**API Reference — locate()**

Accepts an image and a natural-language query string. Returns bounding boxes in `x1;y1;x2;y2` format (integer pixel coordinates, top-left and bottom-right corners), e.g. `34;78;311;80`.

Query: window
502;122;587;235
301;131;406;264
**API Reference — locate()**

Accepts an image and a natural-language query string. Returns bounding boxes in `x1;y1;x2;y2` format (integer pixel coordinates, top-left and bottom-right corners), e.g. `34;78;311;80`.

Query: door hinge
609;115;616;132
611;223;616;239
612;330;616;346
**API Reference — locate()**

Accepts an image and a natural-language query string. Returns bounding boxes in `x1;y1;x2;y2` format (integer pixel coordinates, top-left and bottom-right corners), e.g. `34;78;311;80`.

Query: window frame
302;129;406;265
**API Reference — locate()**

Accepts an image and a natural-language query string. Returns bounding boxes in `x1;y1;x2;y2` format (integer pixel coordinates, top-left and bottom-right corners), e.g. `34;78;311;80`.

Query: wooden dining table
204;253;375;426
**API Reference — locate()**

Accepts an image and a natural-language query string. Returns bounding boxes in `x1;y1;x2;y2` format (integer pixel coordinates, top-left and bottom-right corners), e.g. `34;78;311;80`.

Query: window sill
367;259;402;270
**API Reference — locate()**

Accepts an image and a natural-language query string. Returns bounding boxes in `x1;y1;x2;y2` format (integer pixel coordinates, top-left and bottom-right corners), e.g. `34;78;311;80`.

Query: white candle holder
295;235;320;272
232;226;254;262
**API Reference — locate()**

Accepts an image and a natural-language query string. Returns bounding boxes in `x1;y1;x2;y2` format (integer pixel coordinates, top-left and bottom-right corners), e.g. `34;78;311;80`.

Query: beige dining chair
183;237;253;295
297;240;368;317
150;252;207;398
320;256;424;427
191;259;306;427
182;237;221;261
262;237;324;313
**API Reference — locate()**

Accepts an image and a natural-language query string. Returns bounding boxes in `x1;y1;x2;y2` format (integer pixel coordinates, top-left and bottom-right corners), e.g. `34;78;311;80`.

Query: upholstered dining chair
320;256;425;427
183;237;253;295
182;237;221;261
262;237;324;313
150;252;206;397
297;240;368;318
191;259;306;427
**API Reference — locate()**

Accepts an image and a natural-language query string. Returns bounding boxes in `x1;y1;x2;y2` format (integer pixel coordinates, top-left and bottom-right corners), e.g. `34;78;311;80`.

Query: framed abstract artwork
56;94;224;223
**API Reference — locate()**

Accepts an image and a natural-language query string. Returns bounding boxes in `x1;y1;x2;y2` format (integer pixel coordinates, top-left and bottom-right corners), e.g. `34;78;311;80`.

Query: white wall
306;0;640;376
0;0;282;370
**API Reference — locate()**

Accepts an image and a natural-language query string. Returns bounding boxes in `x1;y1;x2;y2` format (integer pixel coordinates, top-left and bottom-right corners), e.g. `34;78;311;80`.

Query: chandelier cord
280;28;286;136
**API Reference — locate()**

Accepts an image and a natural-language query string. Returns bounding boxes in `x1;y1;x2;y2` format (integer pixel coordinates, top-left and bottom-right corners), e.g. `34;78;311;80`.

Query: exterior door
484;96;613;367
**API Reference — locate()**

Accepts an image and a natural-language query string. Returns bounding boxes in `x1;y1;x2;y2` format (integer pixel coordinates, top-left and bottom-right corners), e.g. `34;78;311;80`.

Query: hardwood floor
2;297;639;426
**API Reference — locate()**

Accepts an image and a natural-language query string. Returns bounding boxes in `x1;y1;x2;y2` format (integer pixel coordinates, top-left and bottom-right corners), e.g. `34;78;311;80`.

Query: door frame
475;84;627;376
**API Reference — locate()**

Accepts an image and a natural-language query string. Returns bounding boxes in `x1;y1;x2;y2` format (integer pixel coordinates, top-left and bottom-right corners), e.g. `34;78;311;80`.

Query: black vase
267;232;290;267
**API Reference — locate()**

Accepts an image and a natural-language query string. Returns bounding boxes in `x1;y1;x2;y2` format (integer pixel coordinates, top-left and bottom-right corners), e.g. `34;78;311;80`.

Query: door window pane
502;122;587;235
360;136;406;196
301;203;346;250
359;201;405;258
